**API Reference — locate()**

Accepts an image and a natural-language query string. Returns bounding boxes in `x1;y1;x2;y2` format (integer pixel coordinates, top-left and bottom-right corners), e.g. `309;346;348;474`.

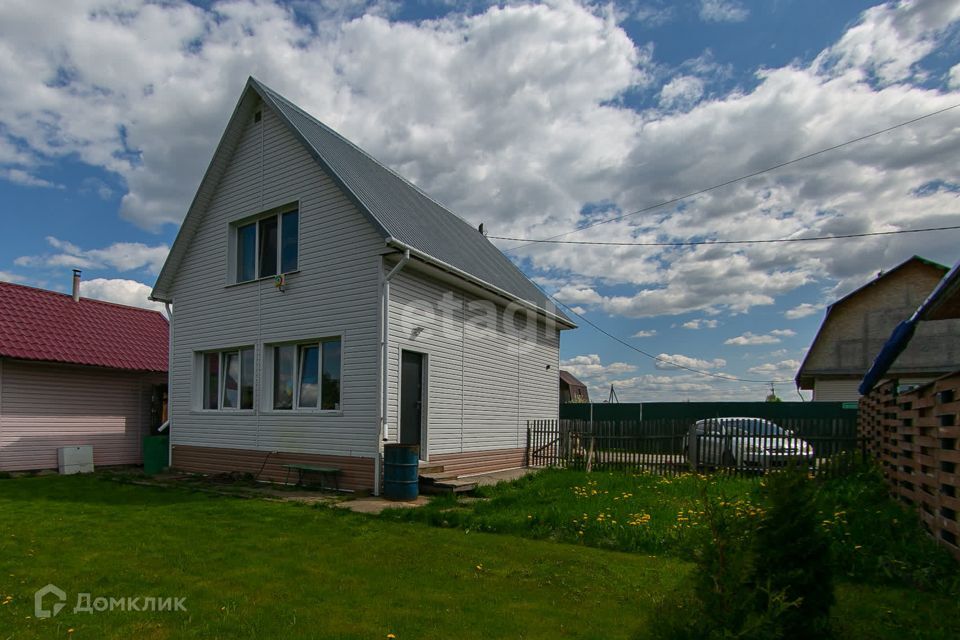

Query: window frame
230;203;300;285
196;347;256;412
264;336;343;413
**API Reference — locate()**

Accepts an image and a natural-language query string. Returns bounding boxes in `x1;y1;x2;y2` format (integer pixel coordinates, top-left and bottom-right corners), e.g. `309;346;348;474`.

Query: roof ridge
0;279;168;319
251;79;485;236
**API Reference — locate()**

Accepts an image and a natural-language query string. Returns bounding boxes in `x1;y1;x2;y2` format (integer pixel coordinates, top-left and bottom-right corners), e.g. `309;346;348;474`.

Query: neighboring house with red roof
0;274;169;472
559;370;589;403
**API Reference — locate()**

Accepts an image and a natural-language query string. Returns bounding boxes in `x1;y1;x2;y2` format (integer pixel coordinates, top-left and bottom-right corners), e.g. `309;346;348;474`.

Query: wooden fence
526;413;863;478
859;372;960;561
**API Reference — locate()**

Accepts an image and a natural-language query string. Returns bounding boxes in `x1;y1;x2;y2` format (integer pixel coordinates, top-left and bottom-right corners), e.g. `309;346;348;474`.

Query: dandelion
387;634;397;639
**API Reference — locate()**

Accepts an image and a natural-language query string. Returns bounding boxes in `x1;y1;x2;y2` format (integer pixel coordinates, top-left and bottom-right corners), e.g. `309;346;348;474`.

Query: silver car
684;417;814;470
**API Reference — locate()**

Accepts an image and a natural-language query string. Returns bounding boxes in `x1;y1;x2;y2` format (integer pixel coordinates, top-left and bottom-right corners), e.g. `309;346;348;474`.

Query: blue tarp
858;318;918;395
858;257;960;395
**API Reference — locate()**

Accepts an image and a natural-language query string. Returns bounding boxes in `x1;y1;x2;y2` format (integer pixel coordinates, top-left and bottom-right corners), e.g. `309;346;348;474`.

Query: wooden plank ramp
418;467;478;494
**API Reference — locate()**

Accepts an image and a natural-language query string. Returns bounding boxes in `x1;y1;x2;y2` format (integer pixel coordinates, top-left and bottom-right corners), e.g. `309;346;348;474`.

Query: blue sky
1;0;959;401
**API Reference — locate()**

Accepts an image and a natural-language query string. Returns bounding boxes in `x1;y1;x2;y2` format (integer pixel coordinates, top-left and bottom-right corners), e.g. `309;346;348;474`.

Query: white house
151;78;575;492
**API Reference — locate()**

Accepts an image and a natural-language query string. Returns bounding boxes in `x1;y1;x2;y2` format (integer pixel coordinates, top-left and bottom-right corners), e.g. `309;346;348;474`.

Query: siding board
386;265;560;459
0;360;161;471
168;102;383;461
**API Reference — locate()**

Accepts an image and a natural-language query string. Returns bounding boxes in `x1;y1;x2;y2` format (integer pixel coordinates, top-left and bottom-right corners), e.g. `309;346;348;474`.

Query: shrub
753;465;833;639
641;478;799;640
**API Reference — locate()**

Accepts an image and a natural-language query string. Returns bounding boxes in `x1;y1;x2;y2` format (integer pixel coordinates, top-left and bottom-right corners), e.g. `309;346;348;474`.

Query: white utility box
58;446;94;475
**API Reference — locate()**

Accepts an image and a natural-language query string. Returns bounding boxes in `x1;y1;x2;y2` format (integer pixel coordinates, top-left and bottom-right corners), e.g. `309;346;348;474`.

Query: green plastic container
143;436;169;475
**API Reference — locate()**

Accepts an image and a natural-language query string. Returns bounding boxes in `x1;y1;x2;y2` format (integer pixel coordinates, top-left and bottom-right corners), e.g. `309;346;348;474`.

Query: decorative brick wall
859;372;960;560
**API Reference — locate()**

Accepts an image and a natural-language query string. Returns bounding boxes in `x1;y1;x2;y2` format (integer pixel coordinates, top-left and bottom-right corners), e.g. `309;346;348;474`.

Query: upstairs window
202;348;255;410
235;208;298;282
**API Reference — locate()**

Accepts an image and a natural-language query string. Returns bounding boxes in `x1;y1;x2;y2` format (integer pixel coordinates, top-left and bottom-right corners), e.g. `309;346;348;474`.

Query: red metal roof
0;281;168;372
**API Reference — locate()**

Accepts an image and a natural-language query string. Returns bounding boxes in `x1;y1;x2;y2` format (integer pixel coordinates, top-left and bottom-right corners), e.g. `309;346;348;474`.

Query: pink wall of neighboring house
0;360;165;472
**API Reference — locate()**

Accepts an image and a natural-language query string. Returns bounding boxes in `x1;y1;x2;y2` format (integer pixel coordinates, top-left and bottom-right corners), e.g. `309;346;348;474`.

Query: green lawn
1;475;685;639
1;472;958;639
383;467;960;591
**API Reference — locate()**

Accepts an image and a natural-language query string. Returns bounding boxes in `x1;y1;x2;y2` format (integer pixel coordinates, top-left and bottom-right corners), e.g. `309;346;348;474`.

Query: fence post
525;422;532;467
586;432;596;473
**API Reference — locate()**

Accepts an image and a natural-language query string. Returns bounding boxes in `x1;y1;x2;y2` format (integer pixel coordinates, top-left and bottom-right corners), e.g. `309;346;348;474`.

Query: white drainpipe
374;248;410;496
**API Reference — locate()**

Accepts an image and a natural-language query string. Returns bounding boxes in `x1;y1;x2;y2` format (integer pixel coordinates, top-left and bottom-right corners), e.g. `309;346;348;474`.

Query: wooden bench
282;464;341;491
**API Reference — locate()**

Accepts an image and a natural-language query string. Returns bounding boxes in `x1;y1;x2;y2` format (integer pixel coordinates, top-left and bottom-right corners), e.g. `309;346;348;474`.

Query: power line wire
547;295;795;384
503;102;960;252
490;224;960;247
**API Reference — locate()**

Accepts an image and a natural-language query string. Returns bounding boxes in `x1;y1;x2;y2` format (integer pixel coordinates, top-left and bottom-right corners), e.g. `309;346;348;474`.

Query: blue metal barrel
383;444;420;501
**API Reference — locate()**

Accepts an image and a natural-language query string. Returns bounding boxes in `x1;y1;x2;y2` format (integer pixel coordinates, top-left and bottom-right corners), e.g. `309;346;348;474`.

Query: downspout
164;302;173;468
375;248;410;496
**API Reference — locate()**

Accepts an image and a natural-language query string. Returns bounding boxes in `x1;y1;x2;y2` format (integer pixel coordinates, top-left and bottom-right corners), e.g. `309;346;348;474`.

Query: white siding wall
812;379;862;402
386;266;560;458
168;102;383;458
0;360;155;471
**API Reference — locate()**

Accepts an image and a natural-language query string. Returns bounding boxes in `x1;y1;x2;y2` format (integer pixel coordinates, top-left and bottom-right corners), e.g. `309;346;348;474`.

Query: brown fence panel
860;372;960;561
526;414;860;479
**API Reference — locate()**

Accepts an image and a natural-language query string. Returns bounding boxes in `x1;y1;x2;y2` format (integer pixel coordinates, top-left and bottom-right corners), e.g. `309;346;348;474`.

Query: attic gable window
234;208;299;282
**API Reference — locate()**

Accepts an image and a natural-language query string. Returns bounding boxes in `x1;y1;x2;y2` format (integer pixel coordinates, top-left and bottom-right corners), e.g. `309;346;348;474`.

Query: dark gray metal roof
251;78;572;326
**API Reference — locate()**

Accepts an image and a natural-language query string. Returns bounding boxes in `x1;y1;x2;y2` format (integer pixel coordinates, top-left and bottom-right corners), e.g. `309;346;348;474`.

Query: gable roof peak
153;77;573;327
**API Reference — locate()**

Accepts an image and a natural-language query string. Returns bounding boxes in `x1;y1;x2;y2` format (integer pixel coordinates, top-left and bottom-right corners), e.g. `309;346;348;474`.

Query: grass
0;474;686;639
0;469;958;638
384;469;756;555
382;466;960;590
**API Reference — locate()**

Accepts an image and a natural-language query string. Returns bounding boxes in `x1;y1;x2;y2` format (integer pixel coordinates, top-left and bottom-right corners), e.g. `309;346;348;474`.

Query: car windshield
727;420;787;436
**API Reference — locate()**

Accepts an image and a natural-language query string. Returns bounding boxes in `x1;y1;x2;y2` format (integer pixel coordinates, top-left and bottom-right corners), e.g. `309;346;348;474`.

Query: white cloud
698;0;748;23
784;302;824;319
682;318;718;330
0;0;957;327
659;75;704;109
816;0;960;86
16;236;169;274
0;270;30;285
632;329;657;337
1;168;61;189
79;278;165;312
561;353;637;380
769;328;797;337
747;359;802;379
554;285;603;305
0;0;650;230
949;62;960;89
725;331;782;346
655;353;727;370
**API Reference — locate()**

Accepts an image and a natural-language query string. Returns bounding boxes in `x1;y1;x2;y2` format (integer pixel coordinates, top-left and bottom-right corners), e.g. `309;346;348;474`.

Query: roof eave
385;238;577;329
151;77;264;303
